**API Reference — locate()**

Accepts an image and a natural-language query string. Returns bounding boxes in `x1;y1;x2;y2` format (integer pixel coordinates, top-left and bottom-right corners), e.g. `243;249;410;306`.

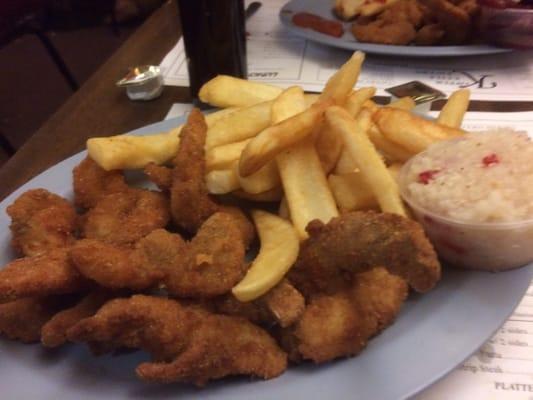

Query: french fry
362;99;380;113
278;197;290;220
206;101;273;149
334;0;364;20
367;124;413;162
314;121;343;174
205;165;240;194
239;99;332;177
236;160;281;194
328;172;378;212
360;0;400;16
277;138;339;239
199;75;283;108
437;89;470;129
334;148;356;174
304;93;320;107
232;187;283;202
344;87;376;116
271;87;339;239
333;111;371;174
326;106;406;216
388;97;416;111
232;210;299;302
387;163;403;183
272;86;307;120
87;131;181;171
87;107;238;171
319;51;365;104
206;139;251;171
373;107;463;153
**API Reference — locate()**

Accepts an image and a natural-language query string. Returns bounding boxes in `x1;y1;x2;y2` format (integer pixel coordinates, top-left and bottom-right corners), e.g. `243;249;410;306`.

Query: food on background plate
291;0;480;46
292;12;345;37
8;50;517;389
399;129;533;271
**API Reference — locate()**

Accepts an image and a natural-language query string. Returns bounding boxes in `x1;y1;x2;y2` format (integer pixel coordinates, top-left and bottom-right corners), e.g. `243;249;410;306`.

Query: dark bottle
177;0;247;102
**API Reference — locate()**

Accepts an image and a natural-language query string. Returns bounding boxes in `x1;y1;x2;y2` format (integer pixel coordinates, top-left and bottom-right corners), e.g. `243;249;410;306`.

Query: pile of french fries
87;51;470;243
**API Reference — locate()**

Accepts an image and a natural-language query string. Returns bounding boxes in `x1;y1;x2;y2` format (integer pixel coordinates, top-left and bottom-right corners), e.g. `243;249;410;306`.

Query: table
1;0;533;202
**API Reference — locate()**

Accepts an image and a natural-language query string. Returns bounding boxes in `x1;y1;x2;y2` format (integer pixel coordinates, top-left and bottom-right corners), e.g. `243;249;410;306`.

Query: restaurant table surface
1;0;533;202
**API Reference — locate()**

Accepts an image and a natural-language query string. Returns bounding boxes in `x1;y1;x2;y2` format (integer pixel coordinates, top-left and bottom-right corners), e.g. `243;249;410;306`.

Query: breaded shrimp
289;211;441;294
6;189;77;257
73;157;129;209
80;188;170;247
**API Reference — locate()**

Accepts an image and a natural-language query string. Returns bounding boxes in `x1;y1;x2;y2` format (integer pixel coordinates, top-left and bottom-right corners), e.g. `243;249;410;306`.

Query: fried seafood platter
0;52;529;397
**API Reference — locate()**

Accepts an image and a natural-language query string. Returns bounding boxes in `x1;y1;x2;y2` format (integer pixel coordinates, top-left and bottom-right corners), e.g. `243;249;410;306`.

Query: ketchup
292;12;344;38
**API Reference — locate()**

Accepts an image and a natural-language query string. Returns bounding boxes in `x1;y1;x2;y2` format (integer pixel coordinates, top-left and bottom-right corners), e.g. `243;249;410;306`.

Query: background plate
0;117;531;400
280;0;512;57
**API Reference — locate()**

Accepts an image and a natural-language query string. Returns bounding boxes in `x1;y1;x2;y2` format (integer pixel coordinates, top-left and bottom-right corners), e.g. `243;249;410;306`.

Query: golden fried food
71;212;248;298
170;109;220;233
80;189;170;247
137;313;287;385
73;157;129;209
216;280;305;328
68;295;204;357
68;295;287;386
289;211;441;294
41;291;112;347
418;0;470;43
0;296;68;343
144;163;172;191
350;0;478;46
149;212;248;298
69;239;165;290
0;249;86;303
283;267;407;363
6;189;77;257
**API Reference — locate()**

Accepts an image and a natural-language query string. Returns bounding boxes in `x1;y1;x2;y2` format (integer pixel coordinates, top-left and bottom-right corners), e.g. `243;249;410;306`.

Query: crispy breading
6;189;77;257
73;157;129;209
67;295;204;358
137;313;287;386
69;239;164;290
80;189;170;247
143;213;248;298
144;163;173;191
215;279;305;328
417;0;471;43
0;249;86;303
71;212;248;297
289;211;441;294
68;295;287;385
284;267;408;363
0;297;69;343
41;291;112;347
170;109;220;233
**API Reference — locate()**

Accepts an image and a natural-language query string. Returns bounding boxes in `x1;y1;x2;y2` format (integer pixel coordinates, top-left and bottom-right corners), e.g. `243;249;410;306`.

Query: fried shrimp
6;189;77;257
67;295;287;386
282;267;408;363
215;280;305;328
170;109;220;233
69;239;165;290
71;212;248;297
73;157;129;209
0;296;68;343
289;211;441;294
41;291;113;347
0;249;86;303
80;189;170;247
